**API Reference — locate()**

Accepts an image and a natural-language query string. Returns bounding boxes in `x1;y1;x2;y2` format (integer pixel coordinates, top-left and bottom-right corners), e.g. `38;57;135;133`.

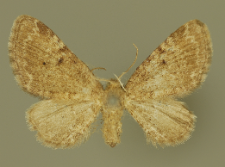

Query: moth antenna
91;67;106;72
92;68;113;83
118;43;138;79
114;74;127;92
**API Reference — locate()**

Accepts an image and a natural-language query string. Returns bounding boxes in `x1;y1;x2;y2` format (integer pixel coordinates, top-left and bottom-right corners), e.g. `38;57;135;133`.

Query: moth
9;15;212;148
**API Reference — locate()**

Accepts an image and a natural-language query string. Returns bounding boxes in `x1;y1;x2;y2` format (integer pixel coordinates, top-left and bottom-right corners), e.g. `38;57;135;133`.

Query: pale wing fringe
26;100;101;149
125;98;196;147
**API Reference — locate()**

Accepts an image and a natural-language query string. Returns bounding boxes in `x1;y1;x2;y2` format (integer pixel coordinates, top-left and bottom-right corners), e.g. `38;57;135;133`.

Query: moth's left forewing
124;20;212;146
125;19;212;100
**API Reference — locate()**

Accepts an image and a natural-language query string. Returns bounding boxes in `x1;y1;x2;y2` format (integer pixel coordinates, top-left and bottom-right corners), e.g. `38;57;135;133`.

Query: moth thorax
107;94;120;107
104;79;125;107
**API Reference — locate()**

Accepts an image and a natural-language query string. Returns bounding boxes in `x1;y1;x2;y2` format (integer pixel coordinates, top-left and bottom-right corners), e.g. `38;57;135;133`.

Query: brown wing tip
192;19;204;26
195;19;213;72
9;15;34;56
14;15;34;21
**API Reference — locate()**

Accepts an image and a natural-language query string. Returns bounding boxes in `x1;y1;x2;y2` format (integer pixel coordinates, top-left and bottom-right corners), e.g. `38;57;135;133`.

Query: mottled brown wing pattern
125;20;212;100
26;100;101;149
9;15;104;149
9;15;103;100
124;20;212;146
125;98;196;146
9;16;212;148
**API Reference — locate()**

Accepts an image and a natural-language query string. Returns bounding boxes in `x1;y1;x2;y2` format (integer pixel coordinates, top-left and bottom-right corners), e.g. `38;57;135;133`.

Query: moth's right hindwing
26;100;101;148
124;98;196;146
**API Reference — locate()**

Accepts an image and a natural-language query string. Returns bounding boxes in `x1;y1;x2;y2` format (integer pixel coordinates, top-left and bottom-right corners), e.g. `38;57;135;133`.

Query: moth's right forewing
9;15;103;99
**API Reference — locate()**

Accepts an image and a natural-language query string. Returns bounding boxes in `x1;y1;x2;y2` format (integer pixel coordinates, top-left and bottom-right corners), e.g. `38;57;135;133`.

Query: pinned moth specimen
9;15;212;148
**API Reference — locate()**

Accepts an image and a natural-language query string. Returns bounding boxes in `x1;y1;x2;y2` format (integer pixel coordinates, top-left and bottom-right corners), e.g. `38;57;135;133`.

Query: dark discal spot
162;59;166;64
58;57;64;65
58;57;64;64
43;62;46;65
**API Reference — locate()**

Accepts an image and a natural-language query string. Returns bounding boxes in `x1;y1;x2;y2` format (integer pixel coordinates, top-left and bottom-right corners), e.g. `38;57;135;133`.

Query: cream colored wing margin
125;20;212;100
26;99;101;149
124;98;196;146
9;15;103;99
